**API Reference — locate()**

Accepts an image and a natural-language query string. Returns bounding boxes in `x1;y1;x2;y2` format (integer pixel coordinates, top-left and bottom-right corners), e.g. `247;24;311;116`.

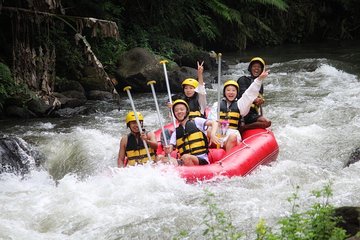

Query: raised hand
197;61;204;85
258;68;270;81
197;61;204;74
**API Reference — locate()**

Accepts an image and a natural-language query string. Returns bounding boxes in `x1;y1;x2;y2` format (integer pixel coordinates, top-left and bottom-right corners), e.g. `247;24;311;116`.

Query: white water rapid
1;53;360;239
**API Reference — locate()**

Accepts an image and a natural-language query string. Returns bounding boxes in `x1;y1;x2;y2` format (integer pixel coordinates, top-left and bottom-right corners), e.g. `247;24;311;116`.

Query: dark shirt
237;75;263;99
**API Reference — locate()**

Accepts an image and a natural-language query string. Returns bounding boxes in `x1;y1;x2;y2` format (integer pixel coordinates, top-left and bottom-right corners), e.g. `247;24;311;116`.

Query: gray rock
52;106;91;117
5;106;36;118
87;90;114;101
27;98;53;116
334;206;360;237
115;47;166;92
346;147;360;167
0;137;43;174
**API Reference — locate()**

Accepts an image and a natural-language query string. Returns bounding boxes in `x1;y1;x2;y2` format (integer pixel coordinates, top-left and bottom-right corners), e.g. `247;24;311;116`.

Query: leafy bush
175;184;348;240
0;63;38;109
0;63;15;108
91;37;127;75
202;190;243;240
256;184;348;240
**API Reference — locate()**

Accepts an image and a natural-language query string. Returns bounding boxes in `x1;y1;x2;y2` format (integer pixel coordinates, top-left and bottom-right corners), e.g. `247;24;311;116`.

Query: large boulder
87;90;114;101
115;47;168;93
55;78;85;94
5;105;37;118
0;137;43;174
173;49;228;71
115;47;214;94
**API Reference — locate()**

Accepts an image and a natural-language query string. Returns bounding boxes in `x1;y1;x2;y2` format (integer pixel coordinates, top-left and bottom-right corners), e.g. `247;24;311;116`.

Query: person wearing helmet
179;61;207;119
208;69;270;152
163;99;220;166
236;57;271;131
117;111;158;167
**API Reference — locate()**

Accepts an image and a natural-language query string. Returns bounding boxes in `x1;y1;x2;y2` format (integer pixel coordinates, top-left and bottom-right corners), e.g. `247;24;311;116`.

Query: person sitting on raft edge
163;99;220;166
207;68;270;152
237;57;271;132
117;111;158;168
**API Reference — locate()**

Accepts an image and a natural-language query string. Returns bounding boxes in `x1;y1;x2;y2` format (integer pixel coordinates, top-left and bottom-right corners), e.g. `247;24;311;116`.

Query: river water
1;42;360;239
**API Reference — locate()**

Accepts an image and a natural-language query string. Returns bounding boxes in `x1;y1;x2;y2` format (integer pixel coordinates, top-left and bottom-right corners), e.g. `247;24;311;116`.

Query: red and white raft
154;124;279;183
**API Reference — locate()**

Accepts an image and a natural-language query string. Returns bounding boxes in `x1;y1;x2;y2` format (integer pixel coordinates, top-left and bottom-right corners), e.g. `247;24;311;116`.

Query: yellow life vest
125;133;156;166
219;99;241;129
184;93;205;119
175;120;208;156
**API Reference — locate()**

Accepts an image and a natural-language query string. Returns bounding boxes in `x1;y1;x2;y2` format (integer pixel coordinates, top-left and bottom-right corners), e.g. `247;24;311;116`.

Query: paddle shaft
123;87;153;162
160;60;177;128
216;53;222;121
147;83;168;145
215;53;223;148
147;81;172;160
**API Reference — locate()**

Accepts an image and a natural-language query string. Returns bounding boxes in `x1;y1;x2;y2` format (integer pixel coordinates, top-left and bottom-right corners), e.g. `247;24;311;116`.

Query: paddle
123;86;153;162
215;53;227;148
216;53;222;121
160;60;177;128
147;80;172;160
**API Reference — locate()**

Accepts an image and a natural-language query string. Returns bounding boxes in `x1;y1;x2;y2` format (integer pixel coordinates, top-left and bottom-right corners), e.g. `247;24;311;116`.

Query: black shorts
198;157;209;165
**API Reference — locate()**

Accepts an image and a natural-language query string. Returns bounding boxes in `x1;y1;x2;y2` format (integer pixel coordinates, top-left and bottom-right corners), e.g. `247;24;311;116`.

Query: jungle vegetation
0;0;359;108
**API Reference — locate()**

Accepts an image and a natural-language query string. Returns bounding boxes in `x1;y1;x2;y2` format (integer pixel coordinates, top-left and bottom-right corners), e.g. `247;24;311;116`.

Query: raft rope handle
217;131;270;166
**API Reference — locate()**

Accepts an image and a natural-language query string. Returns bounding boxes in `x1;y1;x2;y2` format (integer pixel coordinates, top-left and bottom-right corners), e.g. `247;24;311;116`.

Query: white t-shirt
170;117;209;163
195;83;207;115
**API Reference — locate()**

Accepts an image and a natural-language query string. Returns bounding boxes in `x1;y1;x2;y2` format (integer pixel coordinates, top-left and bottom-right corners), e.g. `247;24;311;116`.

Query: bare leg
156;154;178;165
240;117;271;132
224;133;237;152
181;154;199;166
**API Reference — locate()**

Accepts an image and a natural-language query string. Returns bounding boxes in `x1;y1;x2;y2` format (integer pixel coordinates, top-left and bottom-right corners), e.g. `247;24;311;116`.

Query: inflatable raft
154;124;279;183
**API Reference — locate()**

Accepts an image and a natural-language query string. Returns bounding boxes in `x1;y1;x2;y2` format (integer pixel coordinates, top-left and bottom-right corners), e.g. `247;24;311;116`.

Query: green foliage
0;62;14;108
175;185;348;240
255;184;348;240
202;190;243;240
2;0;360;104
124;24;151;50
0;62;36;109
91;38;127;75
52;28;85;80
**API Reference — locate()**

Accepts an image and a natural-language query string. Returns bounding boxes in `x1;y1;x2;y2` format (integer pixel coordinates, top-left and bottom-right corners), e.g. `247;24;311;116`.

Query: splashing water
1;48;360;239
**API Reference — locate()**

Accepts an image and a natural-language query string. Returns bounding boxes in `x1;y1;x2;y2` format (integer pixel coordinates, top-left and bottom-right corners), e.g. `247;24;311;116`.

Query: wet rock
0;137;43;174
174;50;229;71
60;90;87;100
27;98;53;116
55;78;85;93
5;105;37;118
87;90;113;101
115;47;167;93
345;147;360;167
52;92;87;109
52;106;91;117
334;206;360;237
